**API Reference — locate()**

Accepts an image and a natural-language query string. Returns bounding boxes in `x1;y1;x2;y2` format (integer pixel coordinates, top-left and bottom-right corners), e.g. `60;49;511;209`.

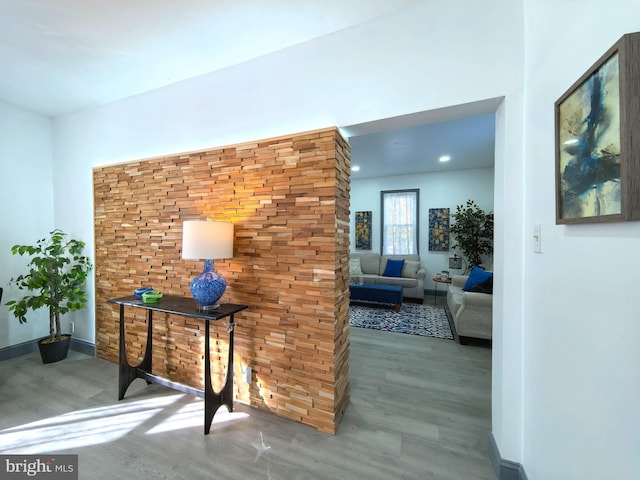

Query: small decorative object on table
134;287;154;299
142;290;163;303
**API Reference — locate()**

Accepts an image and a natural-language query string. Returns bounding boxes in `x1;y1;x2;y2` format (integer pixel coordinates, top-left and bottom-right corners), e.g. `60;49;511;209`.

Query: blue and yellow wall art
355;211;372;250
557;53;621;221
429;208;450;251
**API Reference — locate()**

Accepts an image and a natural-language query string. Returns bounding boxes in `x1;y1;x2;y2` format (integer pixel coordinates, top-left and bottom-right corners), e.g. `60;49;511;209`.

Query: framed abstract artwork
428;208;450;251
355;211;372;250
555;32;640;224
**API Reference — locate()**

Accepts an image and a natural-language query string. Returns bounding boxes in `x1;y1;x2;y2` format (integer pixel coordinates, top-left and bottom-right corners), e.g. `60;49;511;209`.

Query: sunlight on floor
0;394;249;453
146;401;249;434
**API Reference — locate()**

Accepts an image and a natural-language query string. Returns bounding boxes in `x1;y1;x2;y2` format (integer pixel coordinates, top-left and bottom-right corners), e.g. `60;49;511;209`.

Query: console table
107;295;248;434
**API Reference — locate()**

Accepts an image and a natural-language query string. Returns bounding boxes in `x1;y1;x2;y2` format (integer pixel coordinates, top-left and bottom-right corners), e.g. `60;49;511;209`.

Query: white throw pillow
349;258;364;275
402;260;421;278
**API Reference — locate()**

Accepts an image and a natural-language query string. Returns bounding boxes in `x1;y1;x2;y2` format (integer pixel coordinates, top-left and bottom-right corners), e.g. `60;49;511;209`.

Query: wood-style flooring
0;300;493;480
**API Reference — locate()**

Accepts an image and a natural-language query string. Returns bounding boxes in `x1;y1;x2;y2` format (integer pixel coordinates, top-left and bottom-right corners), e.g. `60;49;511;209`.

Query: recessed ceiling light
351;165;361;172
439;155;451;162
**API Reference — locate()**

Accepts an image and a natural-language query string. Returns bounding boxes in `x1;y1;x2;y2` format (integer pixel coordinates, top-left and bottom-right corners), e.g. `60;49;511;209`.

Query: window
381;189;419;254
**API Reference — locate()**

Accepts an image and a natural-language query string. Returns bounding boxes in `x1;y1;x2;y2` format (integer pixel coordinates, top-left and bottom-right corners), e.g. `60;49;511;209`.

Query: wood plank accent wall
93;127;351;434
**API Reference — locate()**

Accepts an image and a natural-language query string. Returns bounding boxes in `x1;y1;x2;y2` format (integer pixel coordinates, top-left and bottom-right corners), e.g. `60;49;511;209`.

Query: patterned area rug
349;302;453;340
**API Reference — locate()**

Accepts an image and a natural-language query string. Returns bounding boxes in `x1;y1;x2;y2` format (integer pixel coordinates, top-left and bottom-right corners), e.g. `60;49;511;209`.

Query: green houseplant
450;200;494;272
6;229;92;363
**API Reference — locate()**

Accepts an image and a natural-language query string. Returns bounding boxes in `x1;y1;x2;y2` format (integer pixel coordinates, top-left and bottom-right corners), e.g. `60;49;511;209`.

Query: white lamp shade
182;220;234;260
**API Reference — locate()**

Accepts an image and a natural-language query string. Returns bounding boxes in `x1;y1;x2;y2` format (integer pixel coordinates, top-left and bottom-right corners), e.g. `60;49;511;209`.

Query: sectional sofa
349;252;426;300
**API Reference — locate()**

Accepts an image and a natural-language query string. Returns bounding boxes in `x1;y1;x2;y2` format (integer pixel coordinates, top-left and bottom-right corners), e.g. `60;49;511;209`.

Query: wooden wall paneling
93;127;351;433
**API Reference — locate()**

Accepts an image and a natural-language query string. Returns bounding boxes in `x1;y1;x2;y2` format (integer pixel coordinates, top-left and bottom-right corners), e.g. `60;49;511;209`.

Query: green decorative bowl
142;291;163;303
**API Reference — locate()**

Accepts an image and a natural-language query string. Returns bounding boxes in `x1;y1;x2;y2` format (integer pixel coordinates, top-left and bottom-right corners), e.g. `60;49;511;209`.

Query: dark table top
107;294;247;321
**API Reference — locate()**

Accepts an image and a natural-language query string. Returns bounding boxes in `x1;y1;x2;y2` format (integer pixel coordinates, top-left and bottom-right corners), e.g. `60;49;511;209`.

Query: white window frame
380;189;419;255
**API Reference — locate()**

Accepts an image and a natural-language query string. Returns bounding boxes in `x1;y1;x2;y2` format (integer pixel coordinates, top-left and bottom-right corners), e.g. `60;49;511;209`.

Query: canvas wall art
556;53;621;220
555;32;640;224
355;211;372;250
428;208;449;251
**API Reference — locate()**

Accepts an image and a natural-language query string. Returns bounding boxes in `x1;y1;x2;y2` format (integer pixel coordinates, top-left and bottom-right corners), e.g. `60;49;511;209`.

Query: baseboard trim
0;339;38;361
0;337;95;361
70;337;95;356
489;432;529;480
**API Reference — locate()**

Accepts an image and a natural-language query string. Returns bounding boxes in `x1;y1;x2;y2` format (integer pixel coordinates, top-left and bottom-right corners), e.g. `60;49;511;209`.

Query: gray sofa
446;274;493;343
349;252;426;299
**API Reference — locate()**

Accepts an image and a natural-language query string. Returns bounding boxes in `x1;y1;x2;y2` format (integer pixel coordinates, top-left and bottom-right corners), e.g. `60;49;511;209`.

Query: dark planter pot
38;334;71;364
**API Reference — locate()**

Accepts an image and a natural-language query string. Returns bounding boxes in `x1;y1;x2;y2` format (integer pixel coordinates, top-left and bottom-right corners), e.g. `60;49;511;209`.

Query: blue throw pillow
463;266;493;291
468;276;493;294
382;259;405;277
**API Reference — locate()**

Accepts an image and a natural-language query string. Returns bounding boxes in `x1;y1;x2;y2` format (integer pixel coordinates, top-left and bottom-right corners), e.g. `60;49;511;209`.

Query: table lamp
182;220;234;310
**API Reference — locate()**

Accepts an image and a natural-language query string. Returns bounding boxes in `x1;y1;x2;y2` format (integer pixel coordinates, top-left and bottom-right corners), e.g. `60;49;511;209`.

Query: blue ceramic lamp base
190;259;227;310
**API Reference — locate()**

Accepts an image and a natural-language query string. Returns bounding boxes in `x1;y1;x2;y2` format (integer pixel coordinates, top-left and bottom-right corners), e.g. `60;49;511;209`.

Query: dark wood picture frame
555;32;640;224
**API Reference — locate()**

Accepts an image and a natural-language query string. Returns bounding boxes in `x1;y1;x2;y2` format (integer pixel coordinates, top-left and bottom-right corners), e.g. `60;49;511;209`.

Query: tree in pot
5;229;92;363
450;200;494;273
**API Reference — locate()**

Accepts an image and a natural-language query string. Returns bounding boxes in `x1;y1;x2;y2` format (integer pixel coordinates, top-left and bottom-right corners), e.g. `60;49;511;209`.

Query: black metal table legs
204;314;235;434
118;305;237;434
118;305;153;400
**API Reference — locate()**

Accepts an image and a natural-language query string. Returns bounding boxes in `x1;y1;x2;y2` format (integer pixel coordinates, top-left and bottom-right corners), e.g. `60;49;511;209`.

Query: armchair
446;274;492;344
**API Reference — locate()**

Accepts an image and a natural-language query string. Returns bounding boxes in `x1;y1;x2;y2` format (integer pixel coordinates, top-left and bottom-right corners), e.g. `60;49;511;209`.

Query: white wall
14;0;640;477
521;1;640;479
47;0;528;473
52;1;524;361
350;167;494;283
0;102;54;348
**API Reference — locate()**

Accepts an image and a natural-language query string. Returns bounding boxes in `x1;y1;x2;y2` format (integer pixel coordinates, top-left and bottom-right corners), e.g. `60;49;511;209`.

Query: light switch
533;224;542;253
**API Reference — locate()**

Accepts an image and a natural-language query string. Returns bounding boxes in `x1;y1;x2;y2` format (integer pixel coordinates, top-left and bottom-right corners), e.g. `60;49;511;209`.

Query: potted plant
5;229;92;363
450;200;494;272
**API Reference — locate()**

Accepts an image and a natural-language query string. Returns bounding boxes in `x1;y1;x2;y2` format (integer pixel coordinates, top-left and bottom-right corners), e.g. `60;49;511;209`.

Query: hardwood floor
0;300;493;480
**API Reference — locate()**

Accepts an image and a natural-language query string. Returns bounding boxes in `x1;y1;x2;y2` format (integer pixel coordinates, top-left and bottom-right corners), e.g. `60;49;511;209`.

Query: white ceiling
0;0;496;177
0;0;420;117
346;109;497;180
